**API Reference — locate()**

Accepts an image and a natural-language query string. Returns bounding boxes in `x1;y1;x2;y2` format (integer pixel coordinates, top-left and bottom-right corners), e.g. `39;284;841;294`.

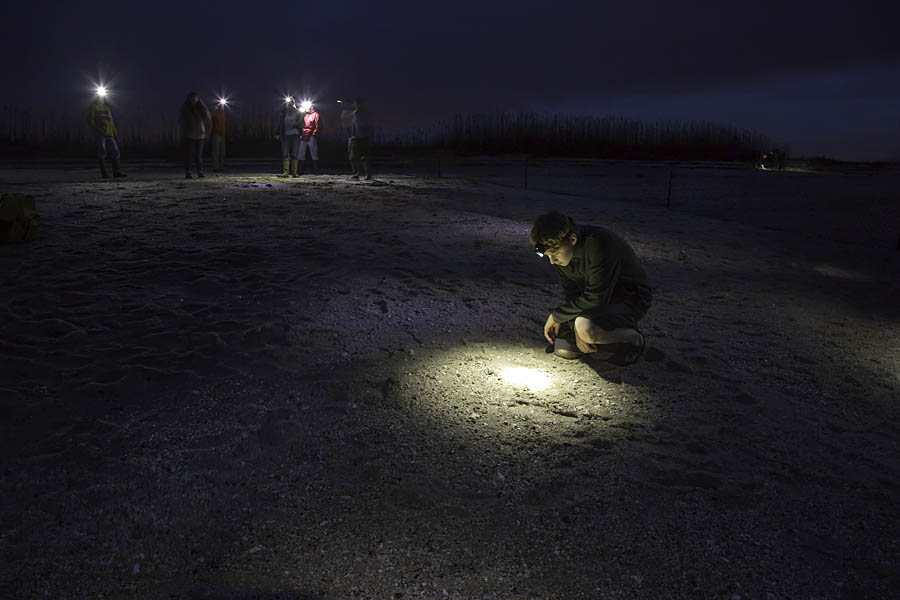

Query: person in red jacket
297;101;320;175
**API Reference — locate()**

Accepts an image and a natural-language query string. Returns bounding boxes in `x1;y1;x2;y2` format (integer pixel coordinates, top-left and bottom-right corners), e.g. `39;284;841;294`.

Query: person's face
189;95;199;105
544;234;577;266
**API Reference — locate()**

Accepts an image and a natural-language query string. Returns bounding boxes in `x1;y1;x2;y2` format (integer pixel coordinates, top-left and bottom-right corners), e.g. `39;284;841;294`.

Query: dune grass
1;104;769;162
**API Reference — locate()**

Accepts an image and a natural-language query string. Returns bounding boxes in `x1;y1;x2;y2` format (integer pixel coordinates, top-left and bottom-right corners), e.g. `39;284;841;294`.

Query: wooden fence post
524;154;529;189
666;170;673;208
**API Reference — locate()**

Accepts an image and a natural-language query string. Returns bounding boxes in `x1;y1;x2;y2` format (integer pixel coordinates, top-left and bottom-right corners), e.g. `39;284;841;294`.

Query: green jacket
551;225;649;323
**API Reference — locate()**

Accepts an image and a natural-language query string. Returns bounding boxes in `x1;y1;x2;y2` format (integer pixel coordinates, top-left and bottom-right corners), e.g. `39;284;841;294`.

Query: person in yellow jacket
87;97;126;178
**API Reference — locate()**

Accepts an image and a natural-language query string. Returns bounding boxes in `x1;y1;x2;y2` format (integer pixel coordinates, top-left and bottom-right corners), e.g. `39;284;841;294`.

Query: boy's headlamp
534;222;571;257
534;242;554;258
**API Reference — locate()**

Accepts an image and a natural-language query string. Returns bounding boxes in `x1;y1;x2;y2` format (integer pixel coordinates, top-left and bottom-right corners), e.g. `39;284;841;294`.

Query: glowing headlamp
96;85;107;98
300;100;312;112
284;95;294;105
534;229;570;258
218;97;228;107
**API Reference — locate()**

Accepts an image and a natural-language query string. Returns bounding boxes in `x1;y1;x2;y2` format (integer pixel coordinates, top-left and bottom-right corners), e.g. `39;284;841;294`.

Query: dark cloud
3;0;899;158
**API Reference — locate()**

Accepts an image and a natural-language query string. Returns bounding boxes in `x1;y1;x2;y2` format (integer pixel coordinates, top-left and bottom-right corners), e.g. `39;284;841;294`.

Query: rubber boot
362;159;372;181
349;160;360;180
99;160;110;179
290;159;300;178
278;157;290;178
112;158;127;177
312;160;319;175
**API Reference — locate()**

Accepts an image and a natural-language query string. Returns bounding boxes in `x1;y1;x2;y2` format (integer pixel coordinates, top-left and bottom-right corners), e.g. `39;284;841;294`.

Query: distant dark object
346;98;373;180
757;148;787;171
209;103;230;173
0;194;40;243
178;92;212;178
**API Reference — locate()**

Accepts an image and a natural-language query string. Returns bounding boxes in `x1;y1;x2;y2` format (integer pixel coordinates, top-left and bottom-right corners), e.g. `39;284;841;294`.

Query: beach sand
1;161;899;598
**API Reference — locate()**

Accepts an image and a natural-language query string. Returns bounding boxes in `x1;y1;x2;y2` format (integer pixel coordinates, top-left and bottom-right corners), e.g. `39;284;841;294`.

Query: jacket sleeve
87;107;97;132
311;113;320;136
550;237;623;323
201;104;212;137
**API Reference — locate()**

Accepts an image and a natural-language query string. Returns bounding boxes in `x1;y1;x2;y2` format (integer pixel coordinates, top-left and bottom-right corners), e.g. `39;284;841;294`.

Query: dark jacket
551;225;649;323
179;101;212;140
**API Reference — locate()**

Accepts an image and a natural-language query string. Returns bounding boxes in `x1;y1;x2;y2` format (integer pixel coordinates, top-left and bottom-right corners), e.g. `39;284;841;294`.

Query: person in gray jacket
342;97;373;180
275;96;302;177
178;92;212;179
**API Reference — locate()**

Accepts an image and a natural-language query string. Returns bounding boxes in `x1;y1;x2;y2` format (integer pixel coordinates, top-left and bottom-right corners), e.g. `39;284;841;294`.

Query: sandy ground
1;160;899;599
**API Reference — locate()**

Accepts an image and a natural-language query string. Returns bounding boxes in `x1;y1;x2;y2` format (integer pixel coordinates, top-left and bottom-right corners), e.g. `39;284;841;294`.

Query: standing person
209;101;230;173
345;97;372;180
87;92;126;178
531;211;652;366
275;97;301;178
775;147;786;171
297;101;320;175
178;92;212;179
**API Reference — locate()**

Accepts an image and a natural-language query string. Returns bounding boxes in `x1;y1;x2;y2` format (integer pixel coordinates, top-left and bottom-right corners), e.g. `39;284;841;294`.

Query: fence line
1;107;771;162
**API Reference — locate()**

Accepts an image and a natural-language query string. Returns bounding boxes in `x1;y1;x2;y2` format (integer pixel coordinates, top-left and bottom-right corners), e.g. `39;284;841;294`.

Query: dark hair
182;91;203;114
530;211;576;251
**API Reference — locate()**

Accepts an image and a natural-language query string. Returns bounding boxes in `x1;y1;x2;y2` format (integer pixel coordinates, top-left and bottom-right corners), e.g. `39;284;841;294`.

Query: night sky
4;0;900;159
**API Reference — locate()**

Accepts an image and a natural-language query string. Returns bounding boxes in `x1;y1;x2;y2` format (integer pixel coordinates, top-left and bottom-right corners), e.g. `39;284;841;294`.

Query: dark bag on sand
0;194;40;243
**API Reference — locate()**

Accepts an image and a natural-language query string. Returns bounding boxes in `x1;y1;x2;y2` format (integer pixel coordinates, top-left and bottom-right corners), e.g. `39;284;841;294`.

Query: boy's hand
543;314;560;344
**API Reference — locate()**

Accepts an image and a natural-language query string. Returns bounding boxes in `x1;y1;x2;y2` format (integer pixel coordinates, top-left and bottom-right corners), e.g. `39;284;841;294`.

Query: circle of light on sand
500;366;550;391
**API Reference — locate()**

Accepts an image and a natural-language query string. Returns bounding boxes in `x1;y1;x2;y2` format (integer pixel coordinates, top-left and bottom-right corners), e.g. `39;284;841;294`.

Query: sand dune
1;161;899;598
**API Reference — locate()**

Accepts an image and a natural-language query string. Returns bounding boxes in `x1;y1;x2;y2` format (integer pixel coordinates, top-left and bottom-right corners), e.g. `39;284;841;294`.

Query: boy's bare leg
573;316;642;353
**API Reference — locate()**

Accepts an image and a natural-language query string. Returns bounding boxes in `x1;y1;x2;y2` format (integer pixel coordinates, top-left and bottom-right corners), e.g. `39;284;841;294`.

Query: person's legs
297;140;309;175
309;136;319;173
211;135;223;171
108;137;125;177
553;286;652;363
348;138;360;179
574;317;642;349
184;138;192;177
551;322;583;360
195;139;205;177
279;136;290;176
286;135;299;176
359;137;371;179
96;135;109;178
